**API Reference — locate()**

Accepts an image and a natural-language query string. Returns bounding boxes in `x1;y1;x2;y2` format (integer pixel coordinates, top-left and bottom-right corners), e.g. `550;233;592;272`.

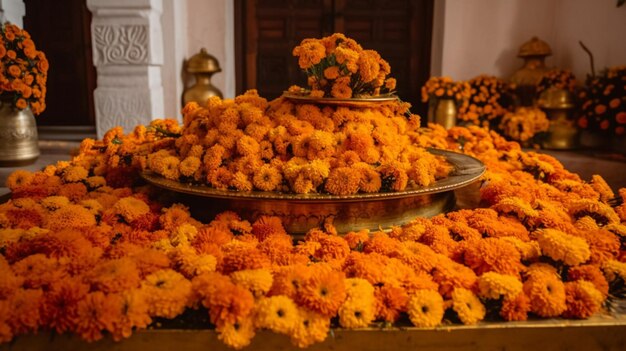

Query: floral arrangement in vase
291;33;396;98
498;107;550;143
577;65;626;137
421;76;471;110
457;75;515;127
536;69;577;95
0;23;48;115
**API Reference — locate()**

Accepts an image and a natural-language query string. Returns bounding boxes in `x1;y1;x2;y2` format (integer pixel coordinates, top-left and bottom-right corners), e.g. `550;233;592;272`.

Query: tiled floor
0;141;624;198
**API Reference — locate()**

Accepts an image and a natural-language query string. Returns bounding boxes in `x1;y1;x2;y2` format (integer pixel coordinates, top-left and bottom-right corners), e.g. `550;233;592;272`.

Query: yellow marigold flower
40;196;70;211
141;269;192;318
290;308;330;348
331;79;353;99
80;199;104;215
6;170;34;190
179;156;201;177
523;272;566;317
45;204;96;230
230;171;253;192
357;50;381;83
451;288;486;325
563;280;604;319
568;199;620;226
62;165;89;183
253;164;282;192
575;216;600;231
536;229;590;266
477;272;523;299
492;196;538;219
216;316;256;350
170;223;198;247
231;269;273;298
407;289;444;328
602;259;626;282
325;166;360;195
160;156;181;180
113;197;151;223
344;278;375;299
172;245;216;278
605;223;626;238
338;296;375;328
500;237;541;261
292;39;326;69
590;175;614;203
85;176;107;189
254;295;299;334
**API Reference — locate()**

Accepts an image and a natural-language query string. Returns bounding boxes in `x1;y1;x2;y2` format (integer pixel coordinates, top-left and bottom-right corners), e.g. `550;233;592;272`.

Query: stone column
87;0;164;138
0;0;25;27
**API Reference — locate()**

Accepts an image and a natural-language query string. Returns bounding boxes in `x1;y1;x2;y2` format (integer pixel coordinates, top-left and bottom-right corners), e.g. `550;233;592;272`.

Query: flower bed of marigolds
1;33;626;350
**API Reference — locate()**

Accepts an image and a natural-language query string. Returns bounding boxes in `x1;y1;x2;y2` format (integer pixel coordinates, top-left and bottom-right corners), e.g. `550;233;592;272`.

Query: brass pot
428;98;457;129
538;88;578;150
0;101;39;166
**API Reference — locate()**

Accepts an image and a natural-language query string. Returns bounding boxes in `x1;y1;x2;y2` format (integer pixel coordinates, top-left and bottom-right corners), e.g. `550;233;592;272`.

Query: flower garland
0;23;48;115
0;114;625;348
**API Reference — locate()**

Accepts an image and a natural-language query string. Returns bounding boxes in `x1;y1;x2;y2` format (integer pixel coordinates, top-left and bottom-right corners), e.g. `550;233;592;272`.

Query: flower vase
0;100;39;166
428;98;457;129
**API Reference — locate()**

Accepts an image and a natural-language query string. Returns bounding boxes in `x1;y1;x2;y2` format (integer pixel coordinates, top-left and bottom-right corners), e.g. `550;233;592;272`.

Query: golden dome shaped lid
538;87;574;109
518;37;552;58
186;48;222;74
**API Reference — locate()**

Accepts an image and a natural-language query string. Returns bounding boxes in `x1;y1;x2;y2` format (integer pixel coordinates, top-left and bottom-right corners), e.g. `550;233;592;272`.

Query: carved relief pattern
0;128;37;141
96;92;150;134
93;25;149;65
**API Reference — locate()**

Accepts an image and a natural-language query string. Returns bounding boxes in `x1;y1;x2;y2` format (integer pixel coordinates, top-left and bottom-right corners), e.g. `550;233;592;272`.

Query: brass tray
141;149;485;235
282;91;399;107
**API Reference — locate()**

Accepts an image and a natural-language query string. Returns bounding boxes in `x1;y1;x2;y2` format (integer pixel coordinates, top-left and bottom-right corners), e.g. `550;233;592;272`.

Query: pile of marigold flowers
421;76;471;111
498;107;550;143
578;65;626;136
1;104;626;349
144;89;451;195
0;22;48;115
536;69;577;96
457;75;515;127
291;33;396;99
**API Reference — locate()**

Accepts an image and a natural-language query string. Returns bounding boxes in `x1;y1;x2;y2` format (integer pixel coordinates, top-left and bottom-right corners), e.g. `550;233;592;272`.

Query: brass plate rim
281;91;399;106
141;149;485;202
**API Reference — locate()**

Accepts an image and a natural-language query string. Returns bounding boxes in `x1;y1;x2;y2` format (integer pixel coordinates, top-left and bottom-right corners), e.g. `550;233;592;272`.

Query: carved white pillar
87;0;165;138
0;0;25;26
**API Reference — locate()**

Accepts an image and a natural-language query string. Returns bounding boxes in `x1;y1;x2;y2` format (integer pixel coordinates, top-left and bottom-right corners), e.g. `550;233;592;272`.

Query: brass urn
0;99;39;166
538;87;578;149
510;37;552;106
182;48;223;106
427;98;457;130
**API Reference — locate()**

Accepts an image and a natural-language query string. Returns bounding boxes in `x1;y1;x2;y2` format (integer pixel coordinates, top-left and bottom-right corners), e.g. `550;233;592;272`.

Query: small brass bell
182;48;223;106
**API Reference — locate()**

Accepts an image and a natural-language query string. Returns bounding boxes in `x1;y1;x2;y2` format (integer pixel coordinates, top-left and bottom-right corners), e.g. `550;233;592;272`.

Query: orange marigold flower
343;229;369;250
477;272;523;299
113;196;151;223
499;293;530;321
5;170;34;190
108;289;152;341
574;228;619;265
193;272;254;326
253;164;282;192
536;229;590;266
324;166;360;195
431;258;476;298
179;156;201;177
230;269;274;298
40;277;89;333
375;285;409;322
297;269;346;317
220;246;271;274
254;295;299;334
7;288;43;334
11;254;66;289
62;165;89;183
567;264;609;298
451;288;486;325
84;258;142;293
463;238;523;276
563;280;604;319
407;289;444;328
217;315;256;350
523;272;567;318
140;269;192;318
338;296;375;328
75;291;117;342
568;199;620;226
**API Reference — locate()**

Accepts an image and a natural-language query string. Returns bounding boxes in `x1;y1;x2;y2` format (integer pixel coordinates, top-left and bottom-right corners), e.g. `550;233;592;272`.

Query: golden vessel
538;87;578;149
510;37;552;106
0;100;39;166
427;98;457;129
182;48;223;106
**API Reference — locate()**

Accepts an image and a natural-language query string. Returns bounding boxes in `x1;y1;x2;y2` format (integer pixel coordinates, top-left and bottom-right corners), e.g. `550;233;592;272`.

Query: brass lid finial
186;48;222;74
518;37;552;58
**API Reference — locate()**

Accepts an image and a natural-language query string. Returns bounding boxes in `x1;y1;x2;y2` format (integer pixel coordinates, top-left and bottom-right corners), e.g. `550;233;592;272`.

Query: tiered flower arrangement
578;66;626;137
144;89;450;195
0;23;48;115
421;76;471;110
457;75;515;127
498;107;550;143
1;120;625;349
291;33;396;98
536;69;577;95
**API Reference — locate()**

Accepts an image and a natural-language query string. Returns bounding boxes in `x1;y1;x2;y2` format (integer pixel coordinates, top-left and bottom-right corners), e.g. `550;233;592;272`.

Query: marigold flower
297;269;346;317
375;285;409;322
602;259;626;282
107;289;152;341
499;293;530;321
563;280;604;319
40;277;89;333
568;199;620;226
290;308;330;348
179;156;201;177
523;272;567;318
338;296;375;328
75;291;117;342
113;196;151;223
536;229;591;266
407;289;444;328
253;164;282;192
217;316;256;350
254;295;299;334
567;264;609;297
324;166;360;195
451;288;486;325
251;215;287;241
5;170;34;190
477;272;523;299
62;165;89;183
463;238;523;276
220;246;271;274
193;272;255;326
141;269;192;318
7;288;43;334
231;269;274;297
